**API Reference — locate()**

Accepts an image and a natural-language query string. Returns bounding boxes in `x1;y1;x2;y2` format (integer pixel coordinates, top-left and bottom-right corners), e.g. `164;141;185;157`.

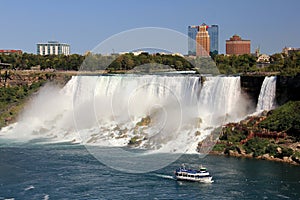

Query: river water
0;75;298;199
0;143;299;200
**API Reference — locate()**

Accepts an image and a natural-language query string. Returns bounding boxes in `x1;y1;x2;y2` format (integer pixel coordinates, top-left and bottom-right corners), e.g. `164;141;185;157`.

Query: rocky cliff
240;75;265;107
241;74;300;106
276;74;300;105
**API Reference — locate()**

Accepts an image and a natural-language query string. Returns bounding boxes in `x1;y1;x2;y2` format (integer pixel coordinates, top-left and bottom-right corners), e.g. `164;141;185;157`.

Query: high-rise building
196;24;210;57
188;24;219;56
37;41;70;56
188;26;198;56
226;35;251;55
207;25;219;55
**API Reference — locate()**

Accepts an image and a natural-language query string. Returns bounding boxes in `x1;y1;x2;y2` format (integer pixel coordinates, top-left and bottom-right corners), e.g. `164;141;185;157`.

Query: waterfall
198;76;242;124
0;75;249;153
256;76;277;112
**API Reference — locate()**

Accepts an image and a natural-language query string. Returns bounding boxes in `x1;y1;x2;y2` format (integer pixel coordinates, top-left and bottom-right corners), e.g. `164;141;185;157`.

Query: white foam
44;195;50;200
24;185;35;191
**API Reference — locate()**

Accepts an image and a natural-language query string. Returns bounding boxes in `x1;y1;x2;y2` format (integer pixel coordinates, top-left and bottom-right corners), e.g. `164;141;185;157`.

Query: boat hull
175;176;213;183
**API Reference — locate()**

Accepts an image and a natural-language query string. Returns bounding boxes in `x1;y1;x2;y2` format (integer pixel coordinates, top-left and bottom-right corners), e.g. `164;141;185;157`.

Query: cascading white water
0;75;248;153
256;76;277;112
198;76;242;123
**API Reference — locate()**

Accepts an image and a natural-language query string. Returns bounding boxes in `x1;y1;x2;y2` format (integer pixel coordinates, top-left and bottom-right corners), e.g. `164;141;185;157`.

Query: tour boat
174;164;214;183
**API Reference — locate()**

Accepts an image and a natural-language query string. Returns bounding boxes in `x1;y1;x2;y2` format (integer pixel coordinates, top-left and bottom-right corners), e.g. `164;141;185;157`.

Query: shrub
212;143;227;152
265;143;278;156
243;137;269;157
259;101;300;135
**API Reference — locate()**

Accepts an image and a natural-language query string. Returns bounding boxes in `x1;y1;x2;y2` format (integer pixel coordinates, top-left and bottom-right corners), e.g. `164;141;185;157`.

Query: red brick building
226;35;250;55
0;50;23;55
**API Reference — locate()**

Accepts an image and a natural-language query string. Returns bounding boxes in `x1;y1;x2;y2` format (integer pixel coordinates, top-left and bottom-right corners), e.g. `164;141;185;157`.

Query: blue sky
1;0;300;55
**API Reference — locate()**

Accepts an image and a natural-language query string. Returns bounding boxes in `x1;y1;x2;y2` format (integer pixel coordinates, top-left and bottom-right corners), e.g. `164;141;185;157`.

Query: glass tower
207;25;219;55
188;26;198;56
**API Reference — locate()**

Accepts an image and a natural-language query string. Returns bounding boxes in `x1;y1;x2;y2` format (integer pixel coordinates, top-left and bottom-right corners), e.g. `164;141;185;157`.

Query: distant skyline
0;0;300;55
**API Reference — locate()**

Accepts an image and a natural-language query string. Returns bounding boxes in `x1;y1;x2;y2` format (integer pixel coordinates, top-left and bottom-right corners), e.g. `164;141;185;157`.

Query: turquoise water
0;143;299;199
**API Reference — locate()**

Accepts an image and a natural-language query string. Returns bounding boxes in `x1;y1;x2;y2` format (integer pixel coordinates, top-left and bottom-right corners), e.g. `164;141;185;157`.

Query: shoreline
209;150;300;166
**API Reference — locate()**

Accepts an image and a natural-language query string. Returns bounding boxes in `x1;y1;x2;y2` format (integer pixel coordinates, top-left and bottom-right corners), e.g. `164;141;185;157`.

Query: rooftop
37;41;69;45
227;34;250;42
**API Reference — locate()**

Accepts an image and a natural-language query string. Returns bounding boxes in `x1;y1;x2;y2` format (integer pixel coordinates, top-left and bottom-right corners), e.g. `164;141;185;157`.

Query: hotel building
226;35;251;55
37;41;70;56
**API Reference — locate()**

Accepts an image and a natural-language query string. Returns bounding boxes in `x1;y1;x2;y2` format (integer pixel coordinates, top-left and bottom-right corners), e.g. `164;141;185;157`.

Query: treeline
213;54;257;74
81;52;219;74
213;51;300;75
0;53;84;71
0;52;195;72
263;51;300;75
105;53;194;72
1;51;300;75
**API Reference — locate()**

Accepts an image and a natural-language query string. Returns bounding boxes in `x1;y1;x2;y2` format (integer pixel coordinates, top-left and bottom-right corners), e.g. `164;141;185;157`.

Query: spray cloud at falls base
0;75;277;154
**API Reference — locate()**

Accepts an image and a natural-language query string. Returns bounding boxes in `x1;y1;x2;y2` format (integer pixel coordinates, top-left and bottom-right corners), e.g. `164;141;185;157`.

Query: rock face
276;74;300;105
240;75;265;106
0;70;73;87
292;156;300;164
136;116;151;126
241;74;300;107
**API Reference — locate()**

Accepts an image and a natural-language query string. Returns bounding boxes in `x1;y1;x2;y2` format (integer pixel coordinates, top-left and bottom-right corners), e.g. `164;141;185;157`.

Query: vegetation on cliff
0;71;73;128
259;101;300;135
211;101;300;164
0;81;44;128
